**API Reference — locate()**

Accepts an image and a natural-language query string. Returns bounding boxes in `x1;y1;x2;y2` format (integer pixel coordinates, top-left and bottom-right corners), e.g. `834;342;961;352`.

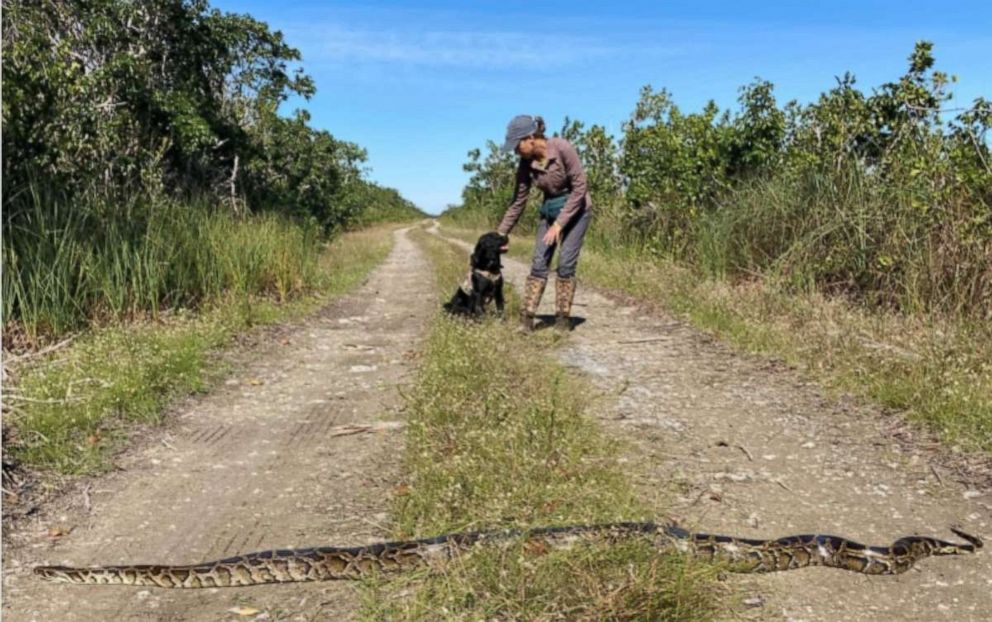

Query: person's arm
553;140;588;230
497;160;532;235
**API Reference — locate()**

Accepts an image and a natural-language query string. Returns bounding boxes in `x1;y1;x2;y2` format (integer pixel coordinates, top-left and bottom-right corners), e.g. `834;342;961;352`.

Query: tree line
2;0;422;341
2;0;419;226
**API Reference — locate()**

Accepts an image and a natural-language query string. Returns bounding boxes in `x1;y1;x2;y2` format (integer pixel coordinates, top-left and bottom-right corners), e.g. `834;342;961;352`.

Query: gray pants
530;208;591;280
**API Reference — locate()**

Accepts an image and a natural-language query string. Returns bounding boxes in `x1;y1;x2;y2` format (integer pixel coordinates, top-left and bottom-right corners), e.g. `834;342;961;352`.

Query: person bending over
497;114;592;332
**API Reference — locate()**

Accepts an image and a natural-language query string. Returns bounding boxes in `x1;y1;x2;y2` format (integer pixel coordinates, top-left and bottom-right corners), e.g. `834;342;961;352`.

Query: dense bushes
1;0;418;226
451;42;991;317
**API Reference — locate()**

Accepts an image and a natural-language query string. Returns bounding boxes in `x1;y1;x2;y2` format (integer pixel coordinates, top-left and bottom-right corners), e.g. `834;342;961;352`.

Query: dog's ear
472;236;490;267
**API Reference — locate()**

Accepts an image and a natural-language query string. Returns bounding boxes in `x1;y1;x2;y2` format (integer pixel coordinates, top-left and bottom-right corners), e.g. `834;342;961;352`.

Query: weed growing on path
360;228;720;621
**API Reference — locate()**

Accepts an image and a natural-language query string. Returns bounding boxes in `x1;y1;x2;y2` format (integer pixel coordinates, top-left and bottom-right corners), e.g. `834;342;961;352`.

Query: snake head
949;528;984;551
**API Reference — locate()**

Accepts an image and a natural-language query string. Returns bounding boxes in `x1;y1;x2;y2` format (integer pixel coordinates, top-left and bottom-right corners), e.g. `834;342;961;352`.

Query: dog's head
471;232;509;272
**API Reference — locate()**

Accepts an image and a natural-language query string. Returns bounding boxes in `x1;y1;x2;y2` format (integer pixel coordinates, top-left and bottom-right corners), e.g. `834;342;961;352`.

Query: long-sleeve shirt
497;137;591;235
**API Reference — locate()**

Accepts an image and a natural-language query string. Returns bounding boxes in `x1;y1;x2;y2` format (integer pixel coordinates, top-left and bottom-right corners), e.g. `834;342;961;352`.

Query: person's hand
542;222;561;246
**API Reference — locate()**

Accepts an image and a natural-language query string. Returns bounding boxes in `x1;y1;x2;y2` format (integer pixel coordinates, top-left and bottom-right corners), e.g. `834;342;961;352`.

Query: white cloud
295;26;677;70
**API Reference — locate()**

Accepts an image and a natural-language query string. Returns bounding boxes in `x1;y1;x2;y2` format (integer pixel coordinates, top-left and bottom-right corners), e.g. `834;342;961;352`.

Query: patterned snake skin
34;522;982;588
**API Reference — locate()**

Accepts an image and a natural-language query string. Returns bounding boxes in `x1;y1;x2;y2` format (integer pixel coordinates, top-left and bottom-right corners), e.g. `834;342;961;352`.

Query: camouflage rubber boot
554;276;576;332
520;275;547;332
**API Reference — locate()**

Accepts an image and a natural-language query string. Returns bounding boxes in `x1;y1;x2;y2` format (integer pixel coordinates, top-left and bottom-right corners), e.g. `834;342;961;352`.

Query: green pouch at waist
539;193;568;220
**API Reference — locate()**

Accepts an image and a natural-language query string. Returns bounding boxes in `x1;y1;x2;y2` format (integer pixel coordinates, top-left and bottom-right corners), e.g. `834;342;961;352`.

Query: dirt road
435;225;991;622
2;227;434;622
4;224;988;621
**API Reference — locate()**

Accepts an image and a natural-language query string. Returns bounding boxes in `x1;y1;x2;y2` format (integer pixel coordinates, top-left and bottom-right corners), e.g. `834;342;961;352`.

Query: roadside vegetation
360;228;721;621
441;222;991;454
3;227;395;475
443;42;992;453
2;0;422;346
1;1;422;477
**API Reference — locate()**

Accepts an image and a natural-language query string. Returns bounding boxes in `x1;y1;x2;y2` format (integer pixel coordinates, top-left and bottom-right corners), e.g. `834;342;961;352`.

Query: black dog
444;232;508;318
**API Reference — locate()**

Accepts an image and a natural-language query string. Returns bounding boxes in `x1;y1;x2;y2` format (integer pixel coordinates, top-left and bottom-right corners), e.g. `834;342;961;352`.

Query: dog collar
472;268;502;281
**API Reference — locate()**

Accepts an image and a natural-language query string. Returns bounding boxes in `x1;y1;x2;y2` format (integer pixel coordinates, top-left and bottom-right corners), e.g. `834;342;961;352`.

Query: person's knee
557;248;581;279
531;252;551;279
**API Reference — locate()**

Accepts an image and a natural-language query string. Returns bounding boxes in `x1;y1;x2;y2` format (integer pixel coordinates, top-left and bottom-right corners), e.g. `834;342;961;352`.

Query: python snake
34;522;982;588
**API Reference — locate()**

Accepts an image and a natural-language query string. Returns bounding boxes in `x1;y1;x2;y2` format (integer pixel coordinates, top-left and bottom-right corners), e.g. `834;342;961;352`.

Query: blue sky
212;1;991;215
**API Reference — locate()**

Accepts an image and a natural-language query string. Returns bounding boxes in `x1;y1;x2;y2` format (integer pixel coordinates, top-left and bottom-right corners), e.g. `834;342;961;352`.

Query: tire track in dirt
2;227;433;622
434;225;991;622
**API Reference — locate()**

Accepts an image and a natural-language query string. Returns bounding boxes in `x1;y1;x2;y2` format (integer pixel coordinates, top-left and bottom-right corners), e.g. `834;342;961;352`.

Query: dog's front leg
495;280;505;319
470;274;485;317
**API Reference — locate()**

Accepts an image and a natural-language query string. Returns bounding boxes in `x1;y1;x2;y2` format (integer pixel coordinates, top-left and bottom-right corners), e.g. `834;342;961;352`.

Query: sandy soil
2;227;434;622
435;224;991;622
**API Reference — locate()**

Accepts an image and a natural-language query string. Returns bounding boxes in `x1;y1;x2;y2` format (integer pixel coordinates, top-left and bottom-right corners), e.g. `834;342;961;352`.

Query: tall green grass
3;188;324;345
586;168;991;318
690;169;992;316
